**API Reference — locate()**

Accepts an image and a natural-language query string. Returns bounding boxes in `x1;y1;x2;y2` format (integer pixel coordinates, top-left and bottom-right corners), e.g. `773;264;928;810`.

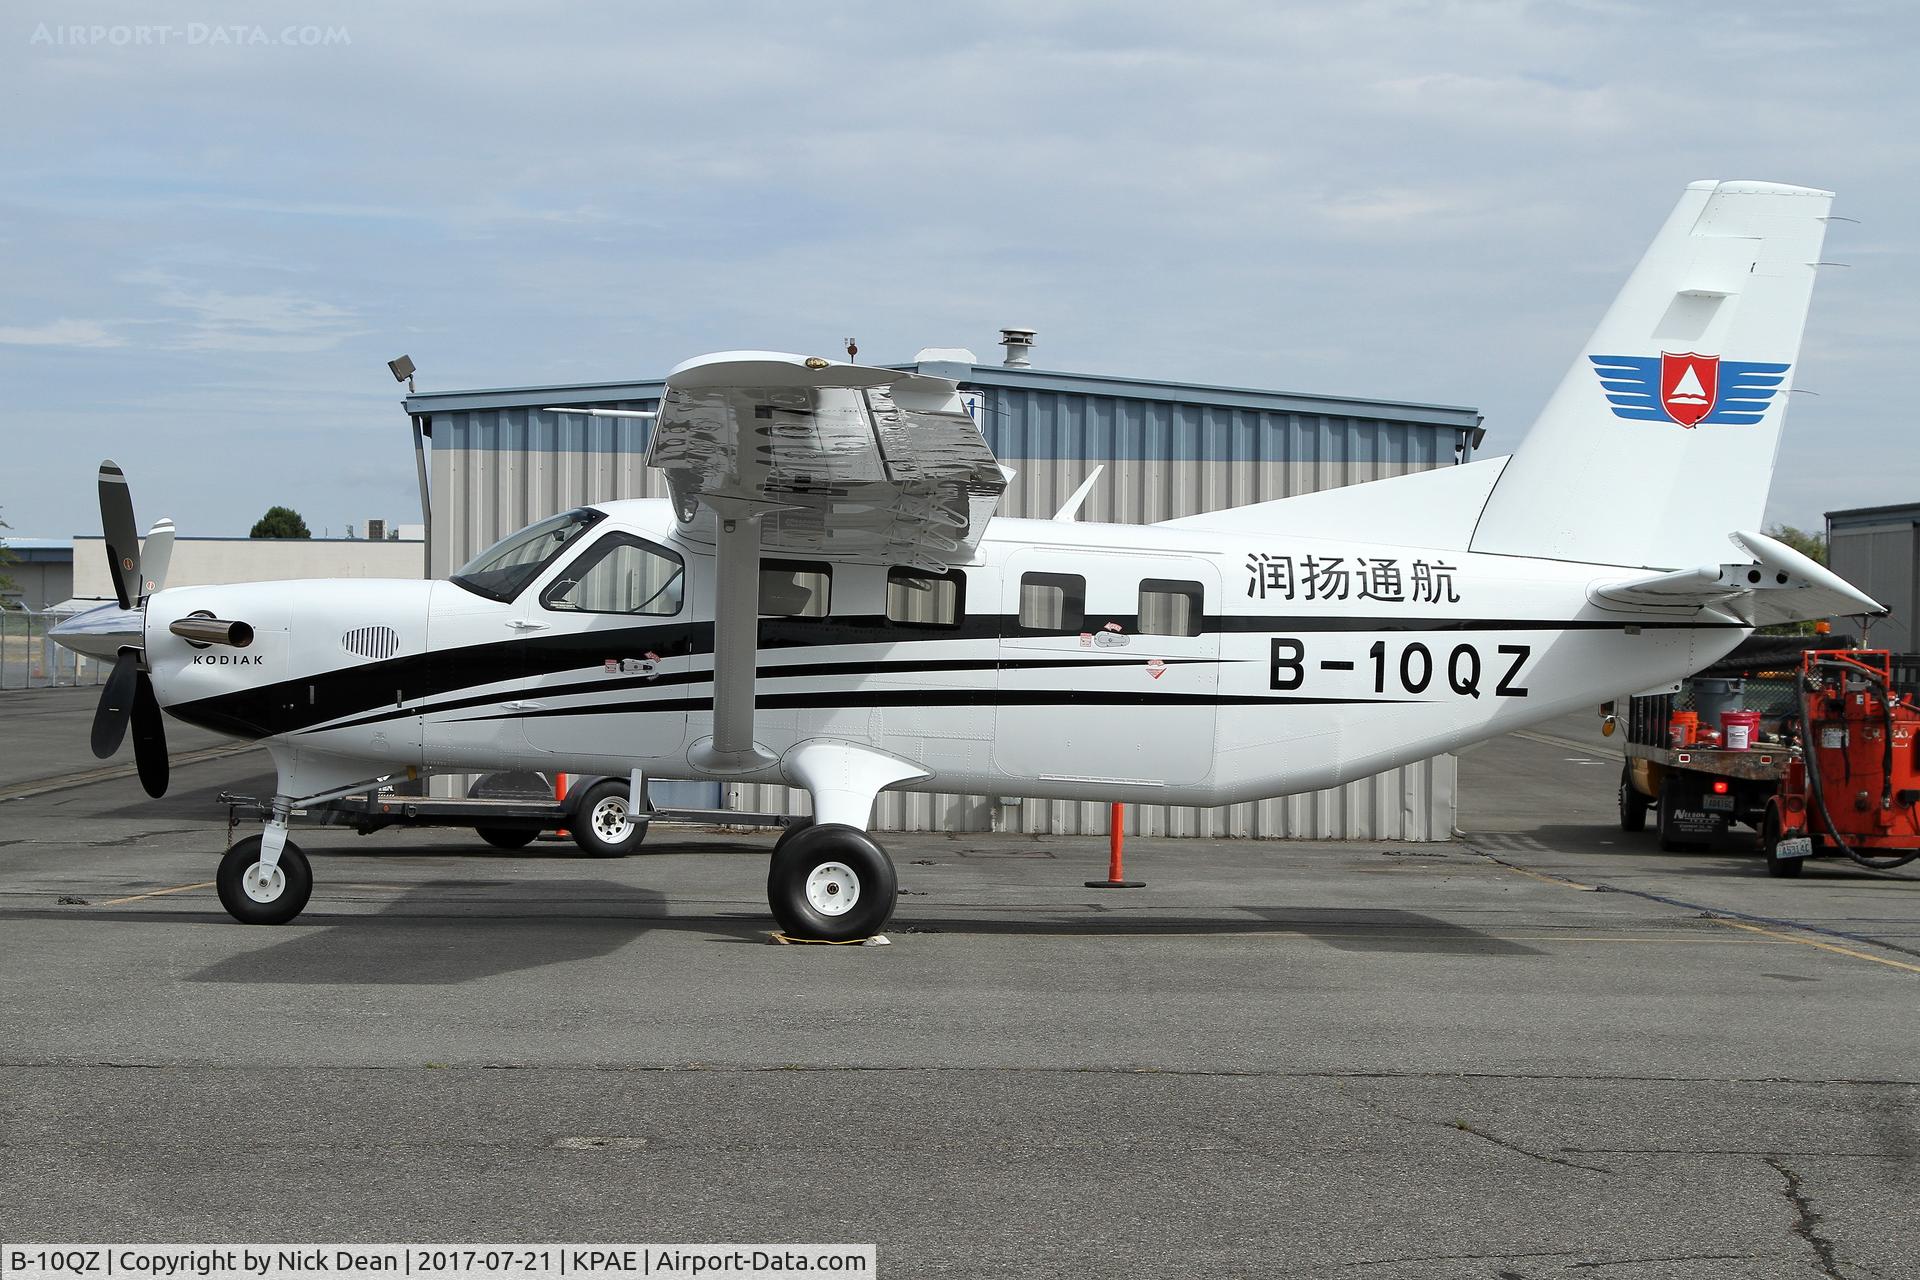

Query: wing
648;351;1007;571
648;351;1008;773
1700;360;1792;425
1588;354;1665;421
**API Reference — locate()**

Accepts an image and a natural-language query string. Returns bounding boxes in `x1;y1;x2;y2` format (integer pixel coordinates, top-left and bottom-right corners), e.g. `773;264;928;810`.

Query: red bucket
1721;709;1762;750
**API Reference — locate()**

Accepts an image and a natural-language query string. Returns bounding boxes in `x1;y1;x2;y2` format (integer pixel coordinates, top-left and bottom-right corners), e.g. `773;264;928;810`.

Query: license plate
1703;795;1735;812
1775;837;1812;860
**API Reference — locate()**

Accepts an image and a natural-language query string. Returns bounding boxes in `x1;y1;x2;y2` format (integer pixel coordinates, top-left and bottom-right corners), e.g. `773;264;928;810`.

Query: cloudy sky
2;0;1913;543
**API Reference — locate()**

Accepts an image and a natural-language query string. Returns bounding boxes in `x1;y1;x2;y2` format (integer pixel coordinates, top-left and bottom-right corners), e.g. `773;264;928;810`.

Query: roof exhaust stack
999;327;1036;368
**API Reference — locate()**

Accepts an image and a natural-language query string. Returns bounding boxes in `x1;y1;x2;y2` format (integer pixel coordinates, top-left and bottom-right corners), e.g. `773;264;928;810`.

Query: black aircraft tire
216;836;314;925
767;823;896;942
1619;765;1649;833
569;779;649;858
772;817;815;856
476;826;539;850
1761;807;1805;879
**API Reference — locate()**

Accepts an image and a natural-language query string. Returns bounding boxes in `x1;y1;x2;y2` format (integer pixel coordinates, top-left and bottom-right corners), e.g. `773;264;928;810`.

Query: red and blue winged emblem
1589;352;1790;428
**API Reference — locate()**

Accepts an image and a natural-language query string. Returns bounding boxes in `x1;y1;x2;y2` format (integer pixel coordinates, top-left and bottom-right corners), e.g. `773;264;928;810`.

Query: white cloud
0;318;122;347
121;270;360;353
0;0;1915;535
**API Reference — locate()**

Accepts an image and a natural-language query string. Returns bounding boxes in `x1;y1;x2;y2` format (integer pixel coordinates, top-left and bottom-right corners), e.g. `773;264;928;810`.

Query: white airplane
54;179;1883;941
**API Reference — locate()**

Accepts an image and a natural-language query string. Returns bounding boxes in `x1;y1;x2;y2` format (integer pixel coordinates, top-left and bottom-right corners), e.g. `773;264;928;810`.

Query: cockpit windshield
450;508;605;602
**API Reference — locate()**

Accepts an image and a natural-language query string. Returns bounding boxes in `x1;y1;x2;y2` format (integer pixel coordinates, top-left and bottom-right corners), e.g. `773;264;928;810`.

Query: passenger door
994;550;1219;786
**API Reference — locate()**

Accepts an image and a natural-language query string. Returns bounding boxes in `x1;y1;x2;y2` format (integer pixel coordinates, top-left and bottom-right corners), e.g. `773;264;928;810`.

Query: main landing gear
765;819;899;941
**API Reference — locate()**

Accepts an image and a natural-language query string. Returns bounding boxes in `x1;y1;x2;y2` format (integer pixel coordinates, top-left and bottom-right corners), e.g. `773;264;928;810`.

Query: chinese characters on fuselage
1245;553;1460;604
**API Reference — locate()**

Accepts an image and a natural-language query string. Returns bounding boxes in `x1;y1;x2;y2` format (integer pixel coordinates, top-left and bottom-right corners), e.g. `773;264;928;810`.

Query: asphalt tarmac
3;688;1917;1277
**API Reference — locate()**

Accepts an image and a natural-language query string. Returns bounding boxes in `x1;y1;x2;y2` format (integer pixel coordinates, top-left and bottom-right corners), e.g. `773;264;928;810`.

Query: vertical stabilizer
1470;181;1832;568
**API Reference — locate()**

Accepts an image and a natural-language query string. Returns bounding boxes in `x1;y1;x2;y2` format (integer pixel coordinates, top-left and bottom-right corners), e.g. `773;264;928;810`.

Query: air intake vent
341;626;400;661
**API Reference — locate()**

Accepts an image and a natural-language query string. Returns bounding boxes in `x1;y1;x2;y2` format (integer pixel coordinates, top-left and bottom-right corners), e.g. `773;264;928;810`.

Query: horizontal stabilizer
1590;529;1884;627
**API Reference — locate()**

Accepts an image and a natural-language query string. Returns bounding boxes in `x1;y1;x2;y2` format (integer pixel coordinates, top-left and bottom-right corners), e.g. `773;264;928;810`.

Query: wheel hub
243;862;285;903
591;797;631;841
804;861;861;916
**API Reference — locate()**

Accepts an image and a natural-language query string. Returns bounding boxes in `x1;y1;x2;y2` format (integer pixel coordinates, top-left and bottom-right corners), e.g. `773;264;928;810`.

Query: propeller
86;460;174;798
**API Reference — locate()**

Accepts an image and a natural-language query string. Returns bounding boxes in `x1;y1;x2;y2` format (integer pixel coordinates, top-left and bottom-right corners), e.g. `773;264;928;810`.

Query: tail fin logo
1589;353;1791;428
1659;352;1718;427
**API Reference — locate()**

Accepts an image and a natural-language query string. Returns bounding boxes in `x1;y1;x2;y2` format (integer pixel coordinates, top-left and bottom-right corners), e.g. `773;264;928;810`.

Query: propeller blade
141;518;175;598
131;671;169;798
98;460;142;611
90;649;141;759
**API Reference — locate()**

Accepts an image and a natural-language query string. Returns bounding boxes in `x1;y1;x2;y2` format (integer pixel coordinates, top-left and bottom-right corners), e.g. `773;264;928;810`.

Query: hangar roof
403;358;1482;432
1829;501;1920;530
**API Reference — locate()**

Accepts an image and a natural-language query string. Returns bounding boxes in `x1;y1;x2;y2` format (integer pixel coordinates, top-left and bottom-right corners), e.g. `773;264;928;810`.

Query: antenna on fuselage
1051;465;1105;522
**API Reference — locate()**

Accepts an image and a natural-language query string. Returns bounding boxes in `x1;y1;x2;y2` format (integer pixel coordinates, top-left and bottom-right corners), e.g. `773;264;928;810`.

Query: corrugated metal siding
422;374;1465;839
1828;520;1917;654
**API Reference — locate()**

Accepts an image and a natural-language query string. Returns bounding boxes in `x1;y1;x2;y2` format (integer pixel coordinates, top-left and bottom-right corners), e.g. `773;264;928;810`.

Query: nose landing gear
216;827;312;925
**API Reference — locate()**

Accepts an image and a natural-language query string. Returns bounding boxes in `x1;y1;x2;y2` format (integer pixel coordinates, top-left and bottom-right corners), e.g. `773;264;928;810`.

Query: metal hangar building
402;335;1484;841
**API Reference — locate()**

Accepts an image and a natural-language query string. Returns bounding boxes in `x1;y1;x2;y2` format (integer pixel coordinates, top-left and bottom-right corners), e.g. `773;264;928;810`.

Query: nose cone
49;601;144;660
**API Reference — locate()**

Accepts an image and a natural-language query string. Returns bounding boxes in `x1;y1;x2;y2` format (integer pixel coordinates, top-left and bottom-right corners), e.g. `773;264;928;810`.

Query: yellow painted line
96;880;215;906
1482;857;1599;892
1712;918;1920;975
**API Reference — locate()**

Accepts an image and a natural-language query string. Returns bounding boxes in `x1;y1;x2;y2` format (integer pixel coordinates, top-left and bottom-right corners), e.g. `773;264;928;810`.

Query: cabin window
886;567;965;628
1018;571;1085;633
1138;578;1203;637
760;560;832;617
541;533;684;616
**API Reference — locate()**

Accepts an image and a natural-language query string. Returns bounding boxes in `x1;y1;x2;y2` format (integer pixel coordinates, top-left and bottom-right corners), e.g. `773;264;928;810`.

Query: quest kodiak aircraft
54;179;1882;941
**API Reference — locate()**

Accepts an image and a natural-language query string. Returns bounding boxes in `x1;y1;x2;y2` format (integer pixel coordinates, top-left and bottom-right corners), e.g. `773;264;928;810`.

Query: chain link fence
0;607;108;691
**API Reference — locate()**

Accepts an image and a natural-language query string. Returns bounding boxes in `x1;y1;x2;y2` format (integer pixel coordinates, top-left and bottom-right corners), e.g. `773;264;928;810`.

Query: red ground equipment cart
1759;650;1920;877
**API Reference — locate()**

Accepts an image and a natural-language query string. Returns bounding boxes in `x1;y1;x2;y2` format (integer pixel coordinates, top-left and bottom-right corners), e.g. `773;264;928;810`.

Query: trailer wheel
1619;765;1649;833
1761;806;1805;878
570;779;649;858
476;826;538;850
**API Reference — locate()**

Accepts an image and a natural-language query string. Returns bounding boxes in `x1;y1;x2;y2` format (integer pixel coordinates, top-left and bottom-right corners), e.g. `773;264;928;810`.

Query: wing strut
691;507;777;773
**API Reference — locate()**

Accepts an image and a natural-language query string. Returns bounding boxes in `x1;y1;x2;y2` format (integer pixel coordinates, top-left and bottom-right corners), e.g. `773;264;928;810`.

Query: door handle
502;700;545;712
507;620;548;632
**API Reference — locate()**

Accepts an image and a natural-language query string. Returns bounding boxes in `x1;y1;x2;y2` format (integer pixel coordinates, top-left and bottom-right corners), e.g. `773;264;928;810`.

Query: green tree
1764;522;1827;565
250;506;311;539
1760;522;1830;636
0;508;16;600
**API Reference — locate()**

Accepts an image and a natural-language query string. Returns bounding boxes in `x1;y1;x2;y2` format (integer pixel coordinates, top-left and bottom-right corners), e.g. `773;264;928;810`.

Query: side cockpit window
542;533;684;616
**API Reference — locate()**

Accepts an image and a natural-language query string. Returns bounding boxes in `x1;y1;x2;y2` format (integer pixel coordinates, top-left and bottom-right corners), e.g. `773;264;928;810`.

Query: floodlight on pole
387;354;416;394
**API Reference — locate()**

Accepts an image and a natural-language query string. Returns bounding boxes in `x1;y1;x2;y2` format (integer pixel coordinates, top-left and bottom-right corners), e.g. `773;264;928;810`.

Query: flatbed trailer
1619;733;1792;850
220;771;787;858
